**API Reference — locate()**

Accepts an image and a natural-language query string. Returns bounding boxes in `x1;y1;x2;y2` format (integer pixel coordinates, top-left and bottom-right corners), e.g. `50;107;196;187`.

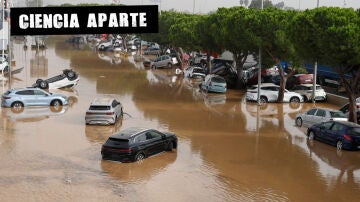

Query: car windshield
348;127;360;136
211;76;225;83
330;111;345;118
89;105;111;110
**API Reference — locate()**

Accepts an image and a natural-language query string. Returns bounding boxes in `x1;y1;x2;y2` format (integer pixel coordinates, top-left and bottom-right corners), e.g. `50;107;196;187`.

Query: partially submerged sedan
32;69;79;89
295;108;347;127
307;121;360;150
101;127;178;162
200;74;227;93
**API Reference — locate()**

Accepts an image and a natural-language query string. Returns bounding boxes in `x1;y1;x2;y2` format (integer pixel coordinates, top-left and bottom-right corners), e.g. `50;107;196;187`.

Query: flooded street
1;36;360;201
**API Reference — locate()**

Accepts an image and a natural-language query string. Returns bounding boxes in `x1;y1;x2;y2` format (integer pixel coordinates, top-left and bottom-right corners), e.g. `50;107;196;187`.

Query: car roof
331;121;360;127
111;127;149;139
10;87;43;91
297;84;320;87
90;97;116;106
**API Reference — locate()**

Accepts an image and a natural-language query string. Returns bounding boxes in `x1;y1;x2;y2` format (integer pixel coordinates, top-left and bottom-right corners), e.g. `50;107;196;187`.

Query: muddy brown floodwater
1;36;360;202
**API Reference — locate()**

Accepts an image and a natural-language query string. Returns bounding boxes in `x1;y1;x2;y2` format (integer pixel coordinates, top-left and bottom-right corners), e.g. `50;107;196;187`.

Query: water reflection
85;119;123;144
1;105;68;123
101;151;177;183
307;140;360;190
30;49;48;78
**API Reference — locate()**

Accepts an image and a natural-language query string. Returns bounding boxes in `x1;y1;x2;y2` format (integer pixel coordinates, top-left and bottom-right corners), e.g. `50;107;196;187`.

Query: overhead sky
17;0;360;13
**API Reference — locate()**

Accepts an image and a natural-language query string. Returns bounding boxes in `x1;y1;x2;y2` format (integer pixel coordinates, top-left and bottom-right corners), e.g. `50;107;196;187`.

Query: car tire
51;99;62;106
11;101;24;113
296;117;303;127
166;141;174;151
50;105;63;113
290;97;300;103
167;63;172;68
66;70;76;79
39;80;49;89
135;152;145;162
308;131;315;140
336;140;343;150
259;96;268;103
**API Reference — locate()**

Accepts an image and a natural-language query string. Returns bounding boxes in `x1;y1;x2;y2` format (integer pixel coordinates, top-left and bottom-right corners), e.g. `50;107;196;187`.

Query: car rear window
347;128;360;136
105;138;130;147
211;76;225;83
89;105;111;110
330;111;345;118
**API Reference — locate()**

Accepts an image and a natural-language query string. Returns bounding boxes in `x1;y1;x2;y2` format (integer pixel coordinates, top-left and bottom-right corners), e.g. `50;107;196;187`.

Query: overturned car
33;69;79;89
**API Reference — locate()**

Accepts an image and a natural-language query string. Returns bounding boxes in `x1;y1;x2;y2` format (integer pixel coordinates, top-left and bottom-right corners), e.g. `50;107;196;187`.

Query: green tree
290;7;360;122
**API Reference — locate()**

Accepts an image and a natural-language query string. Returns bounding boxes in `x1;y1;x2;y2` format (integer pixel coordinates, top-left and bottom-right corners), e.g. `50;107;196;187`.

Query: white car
32;69;80;90
295;108;347;127
292;84;327;102
85;97;123;125
151;55;178;69
246;83;304;103
183;66;206;78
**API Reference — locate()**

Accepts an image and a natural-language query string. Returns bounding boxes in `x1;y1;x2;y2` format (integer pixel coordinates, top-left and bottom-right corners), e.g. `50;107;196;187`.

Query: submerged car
101;127;178;162
85;97;123;125
200;74;227;93
307;121;360;150
246;83;303;103
1;88;69;109
151;55;178;69
32;69;79;89
183;66;206;78
295;108;347;127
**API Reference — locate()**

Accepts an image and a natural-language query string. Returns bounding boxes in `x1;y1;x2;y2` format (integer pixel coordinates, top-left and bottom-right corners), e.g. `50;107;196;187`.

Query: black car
101;127;177;162
307;121;360;150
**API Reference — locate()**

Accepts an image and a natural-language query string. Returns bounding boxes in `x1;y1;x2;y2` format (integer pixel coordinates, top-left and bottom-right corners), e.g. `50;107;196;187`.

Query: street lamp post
256;0;264;105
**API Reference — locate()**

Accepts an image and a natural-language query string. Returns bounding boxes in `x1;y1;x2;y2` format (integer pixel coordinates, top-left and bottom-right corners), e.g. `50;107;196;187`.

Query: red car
286;74;314;90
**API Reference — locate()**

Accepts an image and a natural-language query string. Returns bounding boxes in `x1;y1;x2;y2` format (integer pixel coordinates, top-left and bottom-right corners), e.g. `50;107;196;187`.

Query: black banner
10;5;158;35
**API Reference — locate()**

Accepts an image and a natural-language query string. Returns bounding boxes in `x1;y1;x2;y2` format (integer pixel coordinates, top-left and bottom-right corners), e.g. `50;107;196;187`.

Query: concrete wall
327;93;348;106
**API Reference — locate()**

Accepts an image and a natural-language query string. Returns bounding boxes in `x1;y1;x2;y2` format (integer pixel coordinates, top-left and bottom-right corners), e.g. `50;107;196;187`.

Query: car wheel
290;97;300;103
166;141;174;151
336;140;343;150
135;152;145;162
51;99;62;106
50;105;63;113
296;117;303;127
167;63;172;68
308;131;315;140
259;96;268;103
11;102;24;113
66;70;75;79
39;80;49;89
100;45;104;50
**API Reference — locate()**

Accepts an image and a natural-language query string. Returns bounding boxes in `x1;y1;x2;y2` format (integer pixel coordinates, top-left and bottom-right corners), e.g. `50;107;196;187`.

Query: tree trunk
177;47;184;69
234;52;248;89
207;51;212;74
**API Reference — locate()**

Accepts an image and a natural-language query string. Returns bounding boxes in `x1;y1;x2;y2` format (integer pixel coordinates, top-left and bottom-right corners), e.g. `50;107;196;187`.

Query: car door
325;122;344;145
145;130;166;155
33;89;50;105
303;108;317;126
15;90;35;105
313;109;326;125
317;121;334;142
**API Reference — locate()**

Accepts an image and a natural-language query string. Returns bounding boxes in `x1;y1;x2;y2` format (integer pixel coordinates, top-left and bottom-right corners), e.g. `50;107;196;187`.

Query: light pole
256;0;264;105
312;0;319;103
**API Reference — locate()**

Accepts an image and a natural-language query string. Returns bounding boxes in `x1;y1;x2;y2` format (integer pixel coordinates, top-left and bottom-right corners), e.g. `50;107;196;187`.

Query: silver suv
85;97;123;125
151;55;178;69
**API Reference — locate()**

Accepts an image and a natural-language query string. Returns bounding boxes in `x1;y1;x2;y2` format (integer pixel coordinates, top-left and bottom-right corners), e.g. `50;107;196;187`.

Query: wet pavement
1;36;360;201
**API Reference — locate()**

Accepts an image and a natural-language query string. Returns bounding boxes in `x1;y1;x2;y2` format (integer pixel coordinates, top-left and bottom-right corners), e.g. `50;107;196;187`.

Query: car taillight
329;118;333;121
343;134;352;141
117;148;132;153
106;112;114;115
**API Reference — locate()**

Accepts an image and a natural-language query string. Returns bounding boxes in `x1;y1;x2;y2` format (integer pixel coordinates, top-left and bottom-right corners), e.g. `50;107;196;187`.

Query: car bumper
85;116;115;125
1;99;12;107
101;151;135;162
